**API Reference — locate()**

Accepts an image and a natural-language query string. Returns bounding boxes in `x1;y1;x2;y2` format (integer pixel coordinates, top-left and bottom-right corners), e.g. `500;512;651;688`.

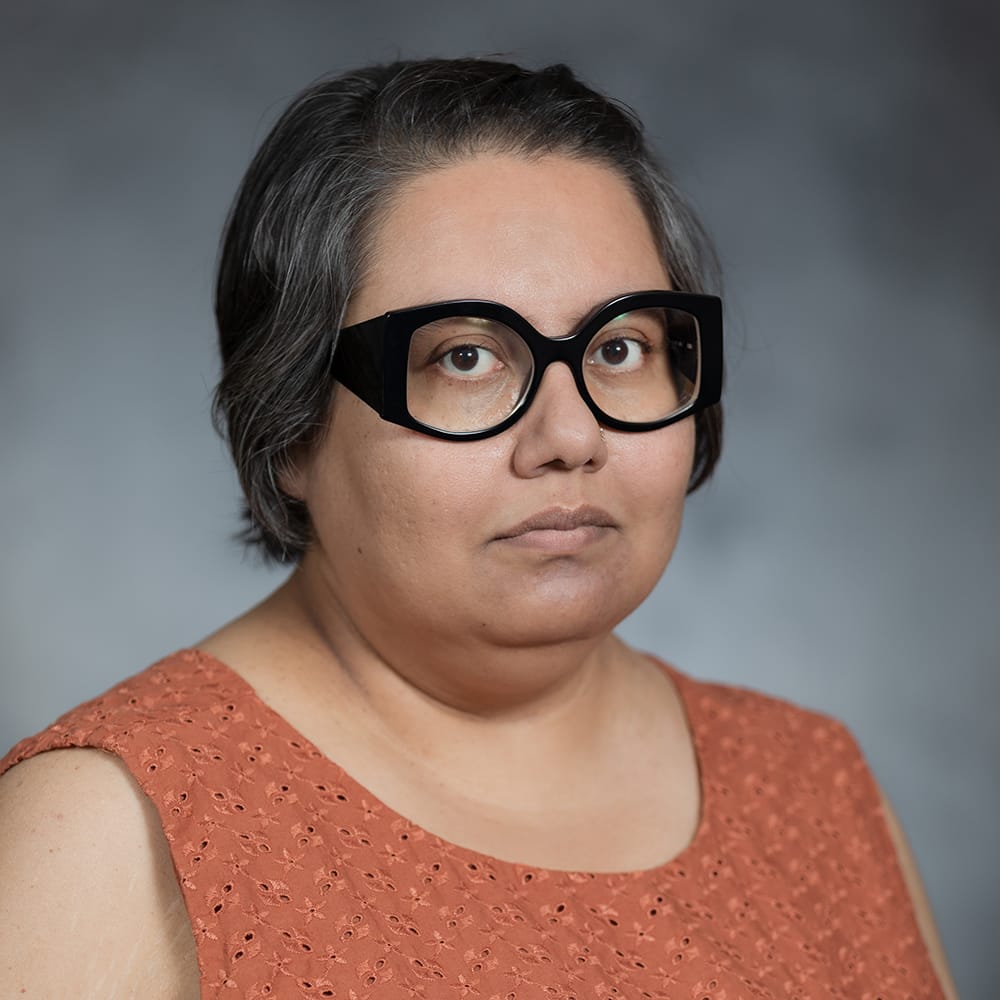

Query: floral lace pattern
1;650;944;998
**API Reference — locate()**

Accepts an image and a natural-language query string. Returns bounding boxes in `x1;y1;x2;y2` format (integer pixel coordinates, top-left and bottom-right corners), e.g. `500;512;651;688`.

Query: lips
497;505;617;539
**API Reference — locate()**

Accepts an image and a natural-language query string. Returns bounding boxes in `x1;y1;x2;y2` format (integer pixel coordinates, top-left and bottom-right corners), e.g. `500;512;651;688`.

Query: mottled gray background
1;1;997;993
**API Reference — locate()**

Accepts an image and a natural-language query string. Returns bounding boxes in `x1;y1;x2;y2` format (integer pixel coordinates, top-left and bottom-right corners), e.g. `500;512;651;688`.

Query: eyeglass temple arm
330;317;385;412
698;297;724;408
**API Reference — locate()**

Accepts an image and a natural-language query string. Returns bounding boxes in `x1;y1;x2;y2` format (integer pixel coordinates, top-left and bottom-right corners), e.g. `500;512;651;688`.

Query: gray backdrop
1;2;996;994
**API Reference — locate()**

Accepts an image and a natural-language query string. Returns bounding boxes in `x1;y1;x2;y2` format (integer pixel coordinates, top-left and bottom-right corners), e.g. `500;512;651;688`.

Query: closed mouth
497;505;616;539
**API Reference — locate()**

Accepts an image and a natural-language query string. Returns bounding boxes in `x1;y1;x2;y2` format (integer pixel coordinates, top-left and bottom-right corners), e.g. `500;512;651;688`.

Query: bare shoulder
0;747;201;999
877;786;961;999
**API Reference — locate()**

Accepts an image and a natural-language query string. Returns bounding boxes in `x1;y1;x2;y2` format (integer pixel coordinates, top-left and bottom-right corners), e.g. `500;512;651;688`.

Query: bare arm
0;748;200;999
878;787;960;999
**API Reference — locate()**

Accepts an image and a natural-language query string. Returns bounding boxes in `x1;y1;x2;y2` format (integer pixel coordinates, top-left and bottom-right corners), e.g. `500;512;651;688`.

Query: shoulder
672;667;890;822
0;747;201;998
669;665;959;997
0;650;224;998
1;649;248;772
666;664;854;758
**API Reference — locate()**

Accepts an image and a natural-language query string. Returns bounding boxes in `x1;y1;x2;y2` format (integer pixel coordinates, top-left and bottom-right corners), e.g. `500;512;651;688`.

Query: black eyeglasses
330;290;722;441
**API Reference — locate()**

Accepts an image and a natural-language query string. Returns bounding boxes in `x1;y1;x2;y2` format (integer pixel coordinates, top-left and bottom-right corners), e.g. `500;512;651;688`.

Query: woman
0;58;957;998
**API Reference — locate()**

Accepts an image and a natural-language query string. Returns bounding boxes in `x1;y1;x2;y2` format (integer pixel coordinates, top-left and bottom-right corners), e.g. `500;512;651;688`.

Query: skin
288;153;696;711
204;154;704;873
0;153;958;997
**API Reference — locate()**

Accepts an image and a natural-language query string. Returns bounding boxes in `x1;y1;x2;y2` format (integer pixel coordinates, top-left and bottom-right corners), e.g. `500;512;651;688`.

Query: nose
511;362;608;477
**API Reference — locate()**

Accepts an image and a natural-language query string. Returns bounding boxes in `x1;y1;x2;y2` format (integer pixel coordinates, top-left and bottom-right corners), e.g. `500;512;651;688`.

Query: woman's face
292;153;695;684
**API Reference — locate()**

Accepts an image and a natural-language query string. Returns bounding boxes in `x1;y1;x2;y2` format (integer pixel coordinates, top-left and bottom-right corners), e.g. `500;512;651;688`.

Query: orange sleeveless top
1;649;944;998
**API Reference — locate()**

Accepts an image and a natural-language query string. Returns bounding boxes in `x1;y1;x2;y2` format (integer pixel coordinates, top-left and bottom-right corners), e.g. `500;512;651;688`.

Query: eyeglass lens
405;307;701;434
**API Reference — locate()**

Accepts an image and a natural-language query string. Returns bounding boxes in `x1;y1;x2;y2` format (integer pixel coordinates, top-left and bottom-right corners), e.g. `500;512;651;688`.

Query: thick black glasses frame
331;290;723;441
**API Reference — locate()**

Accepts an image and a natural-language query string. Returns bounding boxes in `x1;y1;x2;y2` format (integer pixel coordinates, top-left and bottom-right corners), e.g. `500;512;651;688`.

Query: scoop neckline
181;646;714;883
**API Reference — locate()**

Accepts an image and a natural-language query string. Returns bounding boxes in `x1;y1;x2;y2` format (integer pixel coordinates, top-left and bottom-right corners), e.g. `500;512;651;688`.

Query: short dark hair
214;57;723;563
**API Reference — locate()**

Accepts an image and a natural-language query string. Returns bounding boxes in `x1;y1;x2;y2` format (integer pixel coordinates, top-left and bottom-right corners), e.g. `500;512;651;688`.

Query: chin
486;572;652;648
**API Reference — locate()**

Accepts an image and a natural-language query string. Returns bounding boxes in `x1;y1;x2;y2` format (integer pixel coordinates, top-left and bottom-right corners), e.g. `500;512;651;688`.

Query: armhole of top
0;742;204;998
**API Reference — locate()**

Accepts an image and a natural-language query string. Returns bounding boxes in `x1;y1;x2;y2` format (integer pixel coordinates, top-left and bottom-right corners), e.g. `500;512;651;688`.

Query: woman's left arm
878;787;960;999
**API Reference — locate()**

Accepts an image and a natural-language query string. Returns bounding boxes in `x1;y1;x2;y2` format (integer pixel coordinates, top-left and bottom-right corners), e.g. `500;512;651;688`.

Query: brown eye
448;346;481;372
438;343;500;377
589;336;645;371
600;339;630;365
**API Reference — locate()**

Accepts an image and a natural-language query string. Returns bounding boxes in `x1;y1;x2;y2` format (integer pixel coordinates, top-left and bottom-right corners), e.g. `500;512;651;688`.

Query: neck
197;567;681;862
259;566;643;770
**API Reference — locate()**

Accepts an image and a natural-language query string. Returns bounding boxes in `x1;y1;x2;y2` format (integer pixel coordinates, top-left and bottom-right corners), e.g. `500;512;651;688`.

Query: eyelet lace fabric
1;649;944;998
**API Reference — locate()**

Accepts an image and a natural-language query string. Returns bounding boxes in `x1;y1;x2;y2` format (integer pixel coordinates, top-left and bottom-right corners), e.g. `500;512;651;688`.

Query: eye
588;335;647;372
438;343;502;377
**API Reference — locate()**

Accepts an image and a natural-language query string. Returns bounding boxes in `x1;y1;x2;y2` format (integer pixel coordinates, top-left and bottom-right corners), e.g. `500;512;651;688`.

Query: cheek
311;393;507;569
610;422;695;606
618;419;696;515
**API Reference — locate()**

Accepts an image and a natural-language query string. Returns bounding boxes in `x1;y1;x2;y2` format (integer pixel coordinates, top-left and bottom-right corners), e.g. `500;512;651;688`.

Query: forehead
347;153;670;331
